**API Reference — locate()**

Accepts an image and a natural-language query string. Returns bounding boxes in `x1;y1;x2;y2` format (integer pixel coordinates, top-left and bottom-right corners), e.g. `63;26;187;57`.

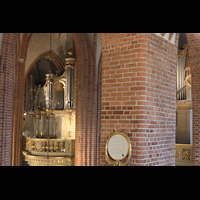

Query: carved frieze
176;101;192;110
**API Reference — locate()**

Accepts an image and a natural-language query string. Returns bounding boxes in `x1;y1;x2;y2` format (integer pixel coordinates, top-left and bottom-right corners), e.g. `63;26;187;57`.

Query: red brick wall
186;33;200;166
100;33;179;166
0;33;17;166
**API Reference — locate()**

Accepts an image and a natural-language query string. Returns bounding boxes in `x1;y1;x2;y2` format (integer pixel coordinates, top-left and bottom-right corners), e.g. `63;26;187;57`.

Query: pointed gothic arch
25;50;65;79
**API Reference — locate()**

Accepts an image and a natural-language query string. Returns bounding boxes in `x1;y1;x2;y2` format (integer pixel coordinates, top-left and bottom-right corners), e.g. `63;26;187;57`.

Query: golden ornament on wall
105;129;132;166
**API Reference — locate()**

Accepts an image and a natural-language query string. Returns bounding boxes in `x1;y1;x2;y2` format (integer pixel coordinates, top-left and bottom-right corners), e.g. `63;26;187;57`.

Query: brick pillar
12;33;29;166
186;33;200;166
73;33;99;166
12;59;25;166
0;33;17;166
100;33;178;166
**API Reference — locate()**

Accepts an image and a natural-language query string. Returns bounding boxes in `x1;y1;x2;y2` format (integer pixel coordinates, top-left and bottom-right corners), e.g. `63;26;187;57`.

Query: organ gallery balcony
22;137;75;166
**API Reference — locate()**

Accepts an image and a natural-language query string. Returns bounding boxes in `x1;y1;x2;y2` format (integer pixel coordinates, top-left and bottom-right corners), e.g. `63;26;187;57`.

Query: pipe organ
22;53;76;166
176;44;191;101
176;44;192;145
177;56;186;100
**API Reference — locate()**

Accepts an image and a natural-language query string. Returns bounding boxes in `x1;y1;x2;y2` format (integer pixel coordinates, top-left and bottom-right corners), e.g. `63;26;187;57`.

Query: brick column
186;33;200;166
73;33;99;166
100;33;178;166
0;33;17;166
12;59;25;166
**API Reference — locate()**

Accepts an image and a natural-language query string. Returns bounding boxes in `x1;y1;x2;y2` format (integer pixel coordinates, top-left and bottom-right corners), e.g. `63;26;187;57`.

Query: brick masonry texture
100;33;179;166
0;33;17;166
187;33;200;166
72;33;99;166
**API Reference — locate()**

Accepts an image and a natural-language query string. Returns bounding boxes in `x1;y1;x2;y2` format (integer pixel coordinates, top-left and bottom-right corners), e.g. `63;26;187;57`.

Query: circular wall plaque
108;134;129;160
105;129;131;166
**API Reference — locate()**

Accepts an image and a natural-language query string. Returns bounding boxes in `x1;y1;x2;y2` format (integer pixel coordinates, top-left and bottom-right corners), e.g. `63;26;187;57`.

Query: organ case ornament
178;44;188;58
105;129;131;166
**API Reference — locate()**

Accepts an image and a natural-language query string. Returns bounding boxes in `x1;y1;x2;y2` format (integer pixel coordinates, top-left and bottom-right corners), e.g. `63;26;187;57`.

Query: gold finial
113;129;117;132
68;51;73;56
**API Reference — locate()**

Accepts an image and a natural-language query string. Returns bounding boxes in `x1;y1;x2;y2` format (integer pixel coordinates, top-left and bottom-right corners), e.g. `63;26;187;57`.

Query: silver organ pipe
177;59;179;100
45;70;53;110
183;57;186;100
65;56;75;109
177;55;186;100
177;44;188;101
71;66;75;108
66;67;71;108
30;75;35;111
71;67;73;107
180;57;182;99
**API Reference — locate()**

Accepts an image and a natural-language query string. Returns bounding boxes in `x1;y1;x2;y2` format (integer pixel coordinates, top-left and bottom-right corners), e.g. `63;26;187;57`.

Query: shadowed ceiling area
28;57;59;86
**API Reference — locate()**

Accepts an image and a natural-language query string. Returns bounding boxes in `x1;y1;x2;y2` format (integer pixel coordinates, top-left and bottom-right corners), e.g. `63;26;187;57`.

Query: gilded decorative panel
182;149;191;161
175;144;193;166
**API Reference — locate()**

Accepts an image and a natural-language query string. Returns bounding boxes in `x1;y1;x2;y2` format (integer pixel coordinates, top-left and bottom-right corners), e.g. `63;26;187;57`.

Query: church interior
0;33;199;166
22;35;76;165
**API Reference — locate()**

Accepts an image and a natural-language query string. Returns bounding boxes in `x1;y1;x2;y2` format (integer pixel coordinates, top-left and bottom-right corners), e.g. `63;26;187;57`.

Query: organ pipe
65;53;75;109
177;44;188;101
177;56;186;100
66;67;71;108
45;69;54;110
30;75;35;111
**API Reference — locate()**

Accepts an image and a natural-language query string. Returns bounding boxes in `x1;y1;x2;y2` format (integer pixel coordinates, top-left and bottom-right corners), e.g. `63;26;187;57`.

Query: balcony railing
22;136;75;166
